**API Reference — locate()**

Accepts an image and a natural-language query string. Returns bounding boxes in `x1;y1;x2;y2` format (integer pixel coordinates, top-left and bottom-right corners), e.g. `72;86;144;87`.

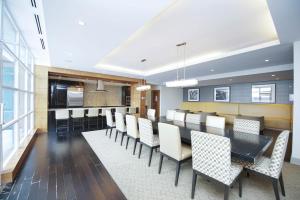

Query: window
2;89;15;123
252;84;276;103
2;11;18;54
2;124;16;165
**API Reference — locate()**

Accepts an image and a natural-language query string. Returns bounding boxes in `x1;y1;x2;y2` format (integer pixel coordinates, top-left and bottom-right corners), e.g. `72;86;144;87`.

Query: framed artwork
188;89;199;101
252;84;276;103
214;87;230;102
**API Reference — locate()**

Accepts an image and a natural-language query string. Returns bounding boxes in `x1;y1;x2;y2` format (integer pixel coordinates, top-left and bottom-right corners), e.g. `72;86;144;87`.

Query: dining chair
185;113;201;124
55;110;70;134
206;116;225;129
166;110;176;121
71;109;85;131
158;123;192;186
245;130;290;200
137;118;160;166
116;107;127;115
105;109;115;137
86;108;99;130
125;115;140;155
233;118;260;135
174;111;185;122
147;109;156;121
115;112;127;145
191;130;243;200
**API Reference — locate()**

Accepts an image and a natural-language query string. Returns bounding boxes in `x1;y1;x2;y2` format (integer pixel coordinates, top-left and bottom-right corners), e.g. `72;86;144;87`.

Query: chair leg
191;171;197;199
120;133;125;146
175;162;181;186
138;143;143;158
115;130;118;142
238;176;242;197
109;128;113;138
148;148;153;167
279;173;286;196
224;185;229;200
272;178;280;200
133;139;138;155
126;136;130;149
105;128;108;136
158;154;163;174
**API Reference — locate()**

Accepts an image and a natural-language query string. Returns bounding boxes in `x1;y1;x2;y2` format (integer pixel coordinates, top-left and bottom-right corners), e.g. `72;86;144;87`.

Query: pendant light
165;42;198;87
136;59;151;91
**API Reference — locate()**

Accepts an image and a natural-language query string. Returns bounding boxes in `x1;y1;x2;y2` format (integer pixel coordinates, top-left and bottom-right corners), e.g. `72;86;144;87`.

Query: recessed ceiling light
210;69;215;72
78;20;85;26
271;74;276;77
265;59;269;62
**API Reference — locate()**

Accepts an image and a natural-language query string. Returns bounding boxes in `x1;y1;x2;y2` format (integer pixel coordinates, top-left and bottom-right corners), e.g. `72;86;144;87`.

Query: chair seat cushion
181;144;192;160
245;156;271;177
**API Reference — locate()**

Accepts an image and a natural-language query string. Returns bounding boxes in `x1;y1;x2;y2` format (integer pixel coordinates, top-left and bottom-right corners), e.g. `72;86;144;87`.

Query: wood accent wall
180;102;293;130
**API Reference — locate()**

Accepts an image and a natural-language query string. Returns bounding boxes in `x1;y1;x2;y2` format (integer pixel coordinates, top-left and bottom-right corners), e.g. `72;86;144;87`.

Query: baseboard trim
291;157;300;165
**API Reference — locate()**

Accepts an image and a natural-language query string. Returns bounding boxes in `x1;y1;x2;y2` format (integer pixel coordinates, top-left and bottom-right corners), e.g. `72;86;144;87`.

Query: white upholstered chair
138;118;160;166
116;107;127;115
147;109;156;121
158;123;192;186
86;108;99;129
233;118;260;135
125;115;140;155
115;112;127;146
206;116;226;129
71;109;85;131
166;110;176;121
55;110;70;133
105;109;115;137
174;111;185;122
186;113;201;124
245;130;290;200
191;130;243;200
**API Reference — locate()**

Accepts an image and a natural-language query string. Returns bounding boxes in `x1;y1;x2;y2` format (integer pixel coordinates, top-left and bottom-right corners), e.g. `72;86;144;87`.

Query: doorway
151;90;160;118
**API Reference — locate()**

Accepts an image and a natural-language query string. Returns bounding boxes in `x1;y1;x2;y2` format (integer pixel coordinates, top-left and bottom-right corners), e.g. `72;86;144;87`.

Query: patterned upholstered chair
174;111;186;122
206;116;226;129
105;109;115;137
233;118;260;135
245;130;290;200
115;112;127;146
147;109;156;121
137;118;160;167
158;123;192;186
125;115;140;155
186;113;202;124
166;110;176;121
191;131;243;200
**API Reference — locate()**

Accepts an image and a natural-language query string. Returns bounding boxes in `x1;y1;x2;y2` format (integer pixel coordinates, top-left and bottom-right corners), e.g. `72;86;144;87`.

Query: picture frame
188;89;199;102
214;87;230;102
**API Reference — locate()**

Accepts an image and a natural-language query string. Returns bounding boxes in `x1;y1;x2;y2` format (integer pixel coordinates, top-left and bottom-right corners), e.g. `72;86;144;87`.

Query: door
151;90;160;118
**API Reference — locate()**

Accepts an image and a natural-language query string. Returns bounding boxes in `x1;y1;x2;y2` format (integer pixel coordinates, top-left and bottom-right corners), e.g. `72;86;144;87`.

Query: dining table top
151;117;273;164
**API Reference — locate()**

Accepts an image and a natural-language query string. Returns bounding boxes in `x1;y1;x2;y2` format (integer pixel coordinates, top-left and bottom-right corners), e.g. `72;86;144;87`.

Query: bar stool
116;107;127;115
71;109;85;131
55;110;70;134
86;108;99;130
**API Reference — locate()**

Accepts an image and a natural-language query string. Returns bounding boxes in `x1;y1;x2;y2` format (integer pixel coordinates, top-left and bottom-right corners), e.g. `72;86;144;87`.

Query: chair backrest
106;109;114;127
116;107;127;115
268;130;290;178
128;107;136;114
158;123;182;160
166;110;176;121
115;112;126;132
126;115;139;138
71;109;84;118
138;118;156;146
233;118;260;135
55;110;69;120
87;108;99;117
191;130;231;185
206;116;225;129
147;109;156;120
174;112;185;122
186;113;201;124
100;108;108;116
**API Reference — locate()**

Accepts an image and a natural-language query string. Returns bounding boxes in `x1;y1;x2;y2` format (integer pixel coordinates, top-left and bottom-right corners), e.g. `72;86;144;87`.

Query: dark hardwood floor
0;130;126;200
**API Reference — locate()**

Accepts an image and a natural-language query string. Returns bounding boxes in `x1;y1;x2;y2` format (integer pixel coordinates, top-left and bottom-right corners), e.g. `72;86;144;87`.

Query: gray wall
183;80;293;104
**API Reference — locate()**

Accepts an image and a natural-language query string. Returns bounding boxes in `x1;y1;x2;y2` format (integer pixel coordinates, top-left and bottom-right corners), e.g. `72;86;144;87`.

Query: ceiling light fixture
210;69;215;72
265;59;269;62
271;74;276;77
166;42;198;87
136;59;151;91
78;20;85;26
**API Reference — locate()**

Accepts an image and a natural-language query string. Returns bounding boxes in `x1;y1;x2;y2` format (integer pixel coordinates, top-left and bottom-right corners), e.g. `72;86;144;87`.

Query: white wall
159;86;183;116
292;41;300;165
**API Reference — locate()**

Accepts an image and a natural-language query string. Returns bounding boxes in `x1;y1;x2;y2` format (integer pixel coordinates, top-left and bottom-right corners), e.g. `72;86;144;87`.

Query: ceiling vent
31;0;37;8
34;14;42;34
40;38;45;49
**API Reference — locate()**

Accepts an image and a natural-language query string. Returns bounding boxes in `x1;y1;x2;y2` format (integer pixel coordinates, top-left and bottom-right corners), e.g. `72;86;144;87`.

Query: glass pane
27;93;33;112
2;61;15;87
19;92;26;116
2;124;16;164
27;114;31;134
18;118;26;142
19;65;26;90
3;12;18;54
28;74;32;92
20;38;27;64
3;89;15;123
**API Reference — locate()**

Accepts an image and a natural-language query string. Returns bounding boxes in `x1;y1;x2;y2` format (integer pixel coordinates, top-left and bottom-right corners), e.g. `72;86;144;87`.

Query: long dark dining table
151;117;273;164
